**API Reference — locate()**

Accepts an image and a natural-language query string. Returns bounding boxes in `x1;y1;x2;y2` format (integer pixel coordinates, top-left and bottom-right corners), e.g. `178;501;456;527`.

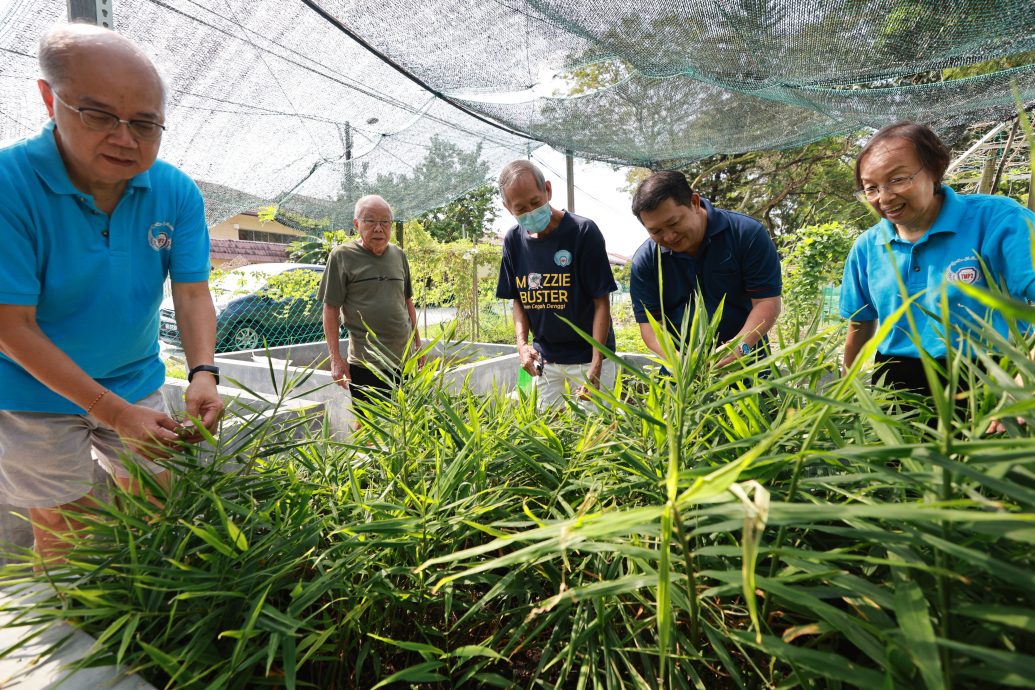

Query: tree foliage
621;137;872;240
415;183;499;243
368;137;492;221
780;221;861;325
286;230;352;266
404;220;502;340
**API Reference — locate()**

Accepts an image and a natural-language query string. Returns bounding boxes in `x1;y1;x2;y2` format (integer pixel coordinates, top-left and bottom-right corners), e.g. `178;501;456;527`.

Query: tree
371;137;492;220
415;183;499;243
779;221;861;325
618;136;871;241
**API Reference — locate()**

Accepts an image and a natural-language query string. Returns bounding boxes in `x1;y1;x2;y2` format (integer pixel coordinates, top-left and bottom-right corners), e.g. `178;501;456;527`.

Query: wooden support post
1028;170;1035;212
978;156;996;194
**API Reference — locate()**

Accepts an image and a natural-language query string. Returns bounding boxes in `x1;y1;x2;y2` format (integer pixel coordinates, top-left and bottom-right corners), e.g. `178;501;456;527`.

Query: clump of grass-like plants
1;278;1034;689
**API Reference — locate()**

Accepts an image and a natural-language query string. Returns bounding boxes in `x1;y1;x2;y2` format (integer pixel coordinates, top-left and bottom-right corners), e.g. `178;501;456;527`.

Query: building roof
210;238;289;263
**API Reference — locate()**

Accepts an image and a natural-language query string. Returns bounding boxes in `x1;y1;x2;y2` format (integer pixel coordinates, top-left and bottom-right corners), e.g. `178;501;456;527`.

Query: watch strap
187;364;220;385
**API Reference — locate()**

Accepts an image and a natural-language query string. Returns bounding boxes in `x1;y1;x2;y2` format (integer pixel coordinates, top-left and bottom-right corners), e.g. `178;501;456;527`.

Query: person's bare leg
28;494;97;567
114;469;171;509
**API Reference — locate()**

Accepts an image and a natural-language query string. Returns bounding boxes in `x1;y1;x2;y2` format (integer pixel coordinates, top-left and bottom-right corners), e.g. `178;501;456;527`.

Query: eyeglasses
51;91;166;141
856;169;923;202
357;218;393;229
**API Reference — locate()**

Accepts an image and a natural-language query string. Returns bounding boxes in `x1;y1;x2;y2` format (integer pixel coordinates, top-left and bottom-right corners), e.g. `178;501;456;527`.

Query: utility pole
67;0;112;27
565;150;575;212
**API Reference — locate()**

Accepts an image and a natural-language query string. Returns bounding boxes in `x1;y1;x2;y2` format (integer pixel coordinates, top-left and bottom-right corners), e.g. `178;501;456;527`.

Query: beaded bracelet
86;389;109;414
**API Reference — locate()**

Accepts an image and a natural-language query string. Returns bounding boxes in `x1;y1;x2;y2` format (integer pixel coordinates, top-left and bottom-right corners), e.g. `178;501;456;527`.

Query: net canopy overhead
1;0;1033;224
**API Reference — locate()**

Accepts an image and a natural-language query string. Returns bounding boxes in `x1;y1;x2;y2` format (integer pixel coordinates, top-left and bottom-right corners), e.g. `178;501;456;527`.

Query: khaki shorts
533;360;617;409
0;390;169;508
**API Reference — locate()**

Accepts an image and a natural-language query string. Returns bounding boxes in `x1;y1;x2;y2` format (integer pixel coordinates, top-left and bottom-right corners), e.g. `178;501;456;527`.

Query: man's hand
518;344;542;377
716;343;741;368
330;357;350;389
414;341;427;369
576;361;602;400
109;403;182;458
181;375;224;441
986;417;1027;435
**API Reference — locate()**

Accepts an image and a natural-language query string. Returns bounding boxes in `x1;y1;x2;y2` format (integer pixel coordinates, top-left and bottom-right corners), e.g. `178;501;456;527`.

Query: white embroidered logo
945;254;981;285
148;222;174;251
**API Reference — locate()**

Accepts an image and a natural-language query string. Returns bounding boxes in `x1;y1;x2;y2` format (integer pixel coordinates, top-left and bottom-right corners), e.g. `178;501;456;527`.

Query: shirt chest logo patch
945;254;982;285
554;250;572;267
148;221;174;251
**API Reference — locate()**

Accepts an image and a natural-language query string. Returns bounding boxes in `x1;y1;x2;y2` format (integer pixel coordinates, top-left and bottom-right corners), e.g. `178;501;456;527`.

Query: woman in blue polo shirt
840;121;1035;398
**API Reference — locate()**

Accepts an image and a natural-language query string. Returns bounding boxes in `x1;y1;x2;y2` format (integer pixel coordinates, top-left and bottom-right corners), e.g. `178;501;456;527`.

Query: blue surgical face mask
517;202;551;234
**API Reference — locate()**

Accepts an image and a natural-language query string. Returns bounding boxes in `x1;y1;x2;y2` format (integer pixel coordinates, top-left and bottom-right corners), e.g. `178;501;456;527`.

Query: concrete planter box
213;339;525;435
214;339;655;437
0;587;157;689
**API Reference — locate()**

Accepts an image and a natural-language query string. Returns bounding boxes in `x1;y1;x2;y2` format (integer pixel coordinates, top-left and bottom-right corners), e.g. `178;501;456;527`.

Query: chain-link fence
160;263;335;354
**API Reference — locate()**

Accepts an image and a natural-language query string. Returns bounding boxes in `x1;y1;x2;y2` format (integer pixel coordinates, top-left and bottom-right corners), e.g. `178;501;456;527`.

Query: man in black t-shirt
495;161;617;407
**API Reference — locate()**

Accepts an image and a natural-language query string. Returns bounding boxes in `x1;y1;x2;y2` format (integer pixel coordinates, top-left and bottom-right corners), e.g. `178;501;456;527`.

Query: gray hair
39;22;166;105
354;194;392;219
497;160;546;195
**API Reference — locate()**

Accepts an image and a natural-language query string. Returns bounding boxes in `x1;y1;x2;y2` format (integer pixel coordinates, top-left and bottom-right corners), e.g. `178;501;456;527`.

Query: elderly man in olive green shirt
318;195;423;427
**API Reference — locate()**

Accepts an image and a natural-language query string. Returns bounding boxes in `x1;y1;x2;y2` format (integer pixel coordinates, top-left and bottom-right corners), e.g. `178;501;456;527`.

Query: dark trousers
348;363;400;407
872;353;945;395
873;353;976;419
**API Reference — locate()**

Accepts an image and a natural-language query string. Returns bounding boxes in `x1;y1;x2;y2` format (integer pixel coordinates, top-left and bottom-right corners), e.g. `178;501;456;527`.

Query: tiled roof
210;238;288;263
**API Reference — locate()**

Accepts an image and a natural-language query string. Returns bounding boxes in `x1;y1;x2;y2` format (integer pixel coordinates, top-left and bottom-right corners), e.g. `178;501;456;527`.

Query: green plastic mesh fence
2;0;1033;224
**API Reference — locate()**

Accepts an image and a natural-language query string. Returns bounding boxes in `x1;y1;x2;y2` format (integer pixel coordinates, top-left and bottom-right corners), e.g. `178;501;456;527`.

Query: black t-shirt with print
496;211;617;364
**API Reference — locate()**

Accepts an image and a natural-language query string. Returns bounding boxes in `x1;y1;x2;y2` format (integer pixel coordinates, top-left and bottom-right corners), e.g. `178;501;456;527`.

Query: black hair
631;171;695;220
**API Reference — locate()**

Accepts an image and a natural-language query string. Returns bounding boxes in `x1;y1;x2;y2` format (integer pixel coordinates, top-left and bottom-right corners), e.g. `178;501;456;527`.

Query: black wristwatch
187;364;220;385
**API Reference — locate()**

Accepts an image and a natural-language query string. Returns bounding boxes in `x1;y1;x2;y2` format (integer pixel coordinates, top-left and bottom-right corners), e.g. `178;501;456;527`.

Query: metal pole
344;121;353;214
67;0;112;27
471;255;479;341
565;150;575;212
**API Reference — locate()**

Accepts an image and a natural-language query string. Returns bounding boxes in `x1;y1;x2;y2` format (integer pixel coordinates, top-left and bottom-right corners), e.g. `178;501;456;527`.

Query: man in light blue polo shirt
0;24;223;562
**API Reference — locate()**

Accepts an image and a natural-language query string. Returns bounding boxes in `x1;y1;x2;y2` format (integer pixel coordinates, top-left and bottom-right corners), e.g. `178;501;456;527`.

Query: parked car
160;262;343;353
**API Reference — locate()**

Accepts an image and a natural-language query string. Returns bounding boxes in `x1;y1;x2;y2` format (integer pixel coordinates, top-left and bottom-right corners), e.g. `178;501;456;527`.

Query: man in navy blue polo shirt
629;171;782;365
0;24;223;562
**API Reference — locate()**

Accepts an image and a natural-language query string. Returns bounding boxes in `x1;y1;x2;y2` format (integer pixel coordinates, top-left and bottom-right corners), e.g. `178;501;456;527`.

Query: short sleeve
988;204;1035;302
402;250;413;300
169;175;210;283
629;248;661;324
0;187;39;306
496;236;518;300
576;221;618;299
319;247;347;307
839;238;877;321
740;224;782;298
